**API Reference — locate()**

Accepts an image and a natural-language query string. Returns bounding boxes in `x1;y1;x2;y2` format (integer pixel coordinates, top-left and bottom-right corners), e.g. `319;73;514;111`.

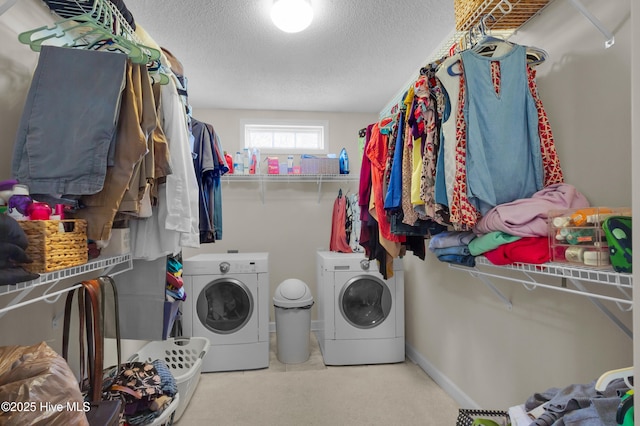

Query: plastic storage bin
129;337;210;423
273;279;314;364
548;207;631;268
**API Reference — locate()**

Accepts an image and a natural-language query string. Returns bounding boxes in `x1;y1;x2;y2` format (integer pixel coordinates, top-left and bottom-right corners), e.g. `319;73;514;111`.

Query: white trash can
273;278;314;364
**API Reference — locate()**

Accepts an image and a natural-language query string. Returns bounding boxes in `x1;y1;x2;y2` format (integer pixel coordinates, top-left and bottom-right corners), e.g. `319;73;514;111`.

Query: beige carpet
175;333;460;425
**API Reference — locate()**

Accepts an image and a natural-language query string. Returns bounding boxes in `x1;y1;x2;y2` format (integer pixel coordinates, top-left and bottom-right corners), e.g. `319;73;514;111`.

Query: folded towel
474;183;589;237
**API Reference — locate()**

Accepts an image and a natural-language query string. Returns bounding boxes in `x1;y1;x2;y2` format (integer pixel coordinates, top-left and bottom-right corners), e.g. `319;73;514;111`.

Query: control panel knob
219;261;230;274
360;259;370;271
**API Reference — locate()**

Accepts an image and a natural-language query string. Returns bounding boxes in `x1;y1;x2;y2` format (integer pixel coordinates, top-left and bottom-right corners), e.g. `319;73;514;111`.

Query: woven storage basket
300;157;340;175
454;0;550;31
19;219;88;273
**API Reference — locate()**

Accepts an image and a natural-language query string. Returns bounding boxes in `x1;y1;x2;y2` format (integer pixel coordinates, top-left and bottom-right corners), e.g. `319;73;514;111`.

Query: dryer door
192;275;258;344
334;272;397;340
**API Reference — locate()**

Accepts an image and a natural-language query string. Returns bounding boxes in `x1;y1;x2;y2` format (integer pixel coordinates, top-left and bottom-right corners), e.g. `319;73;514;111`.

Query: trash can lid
273;278;313;308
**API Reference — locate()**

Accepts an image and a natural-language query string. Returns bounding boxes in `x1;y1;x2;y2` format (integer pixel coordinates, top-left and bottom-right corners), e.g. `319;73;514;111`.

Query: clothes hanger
595;366;633;391
20;0;164;68
17;0;105;47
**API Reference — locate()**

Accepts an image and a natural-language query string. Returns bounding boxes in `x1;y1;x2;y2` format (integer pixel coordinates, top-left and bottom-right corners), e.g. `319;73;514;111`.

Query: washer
182;253;269;372
316;251;404;365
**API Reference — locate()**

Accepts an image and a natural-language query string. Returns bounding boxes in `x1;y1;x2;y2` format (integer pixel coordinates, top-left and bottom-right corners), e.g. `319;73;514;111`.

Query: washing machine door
193;276;258;343
335;272;397;340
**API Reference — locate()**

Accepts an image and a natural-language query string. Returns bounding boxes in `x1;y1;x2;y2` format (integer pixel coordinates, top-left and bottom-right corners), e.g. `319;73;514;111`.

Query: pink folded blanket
474;183;590;237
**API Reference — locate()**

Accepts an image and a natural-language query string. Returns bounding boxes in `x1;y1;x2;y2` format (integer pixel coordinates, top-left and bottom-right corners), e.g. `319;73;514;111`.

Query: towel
474;183;589;237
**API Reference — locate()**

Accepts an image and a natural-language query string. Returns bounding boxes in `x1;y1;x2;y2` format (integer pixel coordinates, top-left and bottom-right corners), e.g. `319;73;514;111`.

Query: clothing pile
0;215;39;285
166;256;186;302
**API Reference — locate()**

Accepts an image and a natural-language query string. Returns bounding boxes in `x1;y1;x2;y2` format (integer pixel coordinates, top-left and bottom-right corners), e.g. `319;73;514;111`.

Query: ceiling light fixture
271;0;313;33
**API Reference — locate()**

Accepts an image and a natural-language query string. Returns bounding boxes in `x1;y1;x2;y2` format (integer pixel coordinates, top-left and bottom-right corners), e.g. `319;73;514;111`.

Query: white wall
405;0;633;408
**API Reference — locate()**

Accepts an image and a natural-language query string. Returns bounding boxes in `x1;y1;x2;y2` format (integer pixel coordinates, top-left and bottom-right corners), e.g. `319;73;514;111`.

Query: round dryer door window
339;276;392;329
195;278;253;334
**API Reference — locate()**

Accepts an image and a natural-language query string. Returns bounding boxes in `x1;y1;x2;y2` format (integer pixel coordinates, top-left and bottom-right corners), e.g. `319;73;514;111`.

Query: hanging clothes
358;124;374;257
384;110;405;210
365;118;405;255
434;53;461;208
329;191;353;253
12;45;127;197
71;61;151;242
130;75;200;260
461;44;544;215
191;118;228;243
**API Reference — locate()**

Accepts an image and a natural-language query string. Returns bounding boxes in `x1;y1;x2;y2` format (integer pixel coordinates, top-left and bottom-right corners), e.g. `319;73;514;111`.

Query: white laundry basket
129;337;210;423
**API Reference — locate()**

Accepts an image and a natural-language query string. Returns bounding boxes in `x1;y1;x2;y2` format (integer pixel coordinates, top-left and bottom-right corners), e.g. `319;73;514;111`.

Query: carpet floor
174;333;460;425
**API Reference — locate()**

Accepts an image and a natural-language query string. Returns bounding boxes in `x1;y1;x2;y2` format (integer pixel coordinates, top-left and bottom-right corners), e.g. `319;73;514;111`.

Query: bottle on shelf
235;151;244;175
339;148;349;174
242;148;250;175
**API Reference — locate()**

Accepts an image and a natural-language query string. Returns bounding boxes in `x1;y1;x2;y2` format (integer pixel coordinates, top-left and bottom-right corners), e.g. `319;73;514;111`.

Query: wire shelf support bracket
567;0;615;48
449;257;633;339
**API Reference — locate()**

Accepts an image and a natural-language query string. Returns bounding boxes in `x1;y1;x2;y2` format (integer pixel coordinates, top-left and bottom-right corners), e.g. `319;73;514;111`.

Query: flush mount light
271;0;313;33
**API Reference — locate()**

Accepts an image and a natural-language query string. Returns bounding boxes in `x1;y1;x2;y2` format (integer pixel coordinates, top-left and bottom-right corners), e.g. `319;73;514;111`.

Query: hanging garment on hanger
12;45;127;196
118;57;159;219
365;118;405;259
347;193;362;253
358;124;374;257
329;191;352;253
461;44;544;216
71;62;151;242
449;62;481;231
191;119;228;243
526;66;564;187
384;110;405;210
400;88;421;227
129;76;200;260
434;53;461;208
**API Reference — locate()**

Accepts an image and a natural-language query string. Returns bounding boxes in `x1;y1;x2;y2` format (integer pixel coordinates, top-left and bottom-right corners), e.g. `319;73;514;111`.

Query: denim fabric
434;119;448;206
461;45;543;215
432;245;471;257
384;111;404;210
436;254;476;267
12;46;127;195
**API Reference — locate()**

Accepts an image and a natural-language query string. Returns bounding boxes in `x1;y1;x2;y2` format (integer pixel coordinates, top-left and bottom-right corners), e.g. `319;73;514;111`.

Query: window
242;119;328;153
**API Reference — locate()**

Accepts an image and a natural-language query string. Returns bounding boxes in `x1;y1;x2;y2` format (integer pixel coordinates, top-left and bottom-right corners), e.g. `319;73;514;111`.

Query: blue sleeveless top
461;44;543;215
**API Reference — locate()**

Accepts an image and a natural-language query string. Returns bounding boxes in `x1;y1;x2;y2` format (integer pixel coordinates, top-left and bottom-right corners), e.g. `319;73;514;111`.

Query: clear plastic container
548;207;631;268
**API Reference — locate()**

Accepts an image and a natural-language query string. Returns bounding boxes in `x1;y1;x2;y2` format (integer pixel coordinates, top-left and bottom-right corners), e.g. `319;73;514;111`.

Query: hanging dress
461;44;543;216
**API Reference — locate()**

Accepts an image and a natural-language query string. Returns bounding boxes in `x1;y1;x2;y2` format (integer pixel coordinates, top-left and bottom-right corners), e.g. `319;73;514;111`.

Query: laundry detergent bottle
339;148;349;174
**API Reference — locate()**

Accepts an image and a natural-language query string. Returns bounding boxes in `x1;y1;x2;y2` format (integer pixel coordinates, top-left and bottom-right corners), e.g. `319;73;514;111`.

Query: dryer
182;253;269;372
316;251;404;365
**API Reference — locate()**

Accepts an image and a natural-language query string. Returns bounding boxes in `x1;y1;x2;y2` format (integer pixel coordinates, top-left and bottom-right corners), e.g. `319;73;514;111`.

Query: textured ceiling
125;0;455;113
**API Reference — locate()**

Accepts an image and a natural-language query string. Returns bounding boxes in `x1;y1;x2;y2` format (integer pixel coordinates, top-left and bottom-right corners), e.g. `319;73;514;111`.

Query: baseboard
405;342;480;409
269;320;321;333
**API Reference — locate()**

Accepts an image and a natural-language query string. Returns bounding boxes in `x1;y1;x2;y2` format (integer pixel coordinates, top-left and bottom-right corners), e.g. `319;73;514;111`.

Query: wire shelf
0;253;132;297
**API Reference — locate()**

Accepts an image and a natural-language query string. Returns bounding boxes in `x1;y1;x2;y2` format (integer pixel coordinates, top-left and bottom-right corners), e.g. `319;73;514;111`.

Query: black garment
0;215;39;285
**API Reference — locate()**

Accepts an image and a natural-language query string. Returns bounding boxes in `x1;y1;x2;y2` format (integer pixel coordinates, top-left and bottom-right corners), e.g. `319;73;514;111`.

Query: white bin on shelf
129;337;210;423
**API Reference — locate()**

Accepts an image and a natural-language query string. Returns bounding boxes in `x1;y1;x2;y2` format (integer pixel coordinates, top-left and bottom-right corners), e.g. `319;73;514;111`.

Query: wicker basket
454;0;550;31
300;157;340;175
19;219;88;273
